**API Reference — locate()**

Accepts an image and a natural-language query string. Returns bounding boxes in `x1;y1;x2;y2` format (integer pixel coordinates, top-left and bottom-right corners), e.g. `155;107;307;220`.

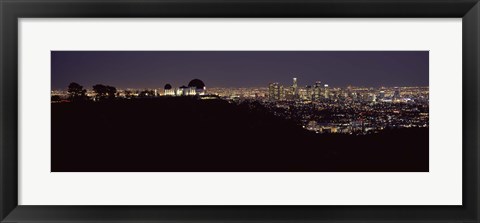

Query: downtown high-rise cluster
269;78;330;102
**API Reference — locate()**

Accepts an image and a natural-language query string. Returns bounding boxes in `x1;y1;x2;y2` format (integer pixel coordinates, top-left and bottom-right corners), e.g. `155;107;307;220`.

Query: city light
52;77;429;136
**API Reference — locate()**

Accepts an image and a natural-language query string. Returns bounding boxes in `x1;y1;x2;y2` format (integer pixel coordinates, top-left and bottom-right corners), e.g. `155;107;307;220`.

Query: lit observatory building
163;79;206;96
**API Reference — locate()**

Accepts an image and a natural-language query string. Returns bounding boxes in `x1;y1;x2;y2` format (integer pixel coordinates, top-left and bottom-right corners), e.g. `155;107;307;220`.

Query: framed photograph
1;0;479;222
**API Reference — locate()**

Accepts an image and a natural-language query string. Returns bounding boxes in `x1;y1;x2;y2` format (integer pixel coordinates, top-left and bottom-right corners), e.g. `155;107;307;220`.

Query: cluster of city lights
52;77;429;135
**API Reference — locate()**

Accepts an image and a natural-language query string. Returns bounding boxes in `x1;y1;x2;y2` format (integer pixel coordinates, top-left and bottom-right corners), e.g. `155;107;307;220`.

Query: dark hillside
52;97;428;172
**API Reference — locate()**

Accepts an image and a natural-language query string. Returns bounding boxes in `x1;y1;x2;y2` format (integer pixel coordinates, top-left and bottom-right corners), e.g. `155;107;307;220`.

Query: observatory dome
188;79;205;89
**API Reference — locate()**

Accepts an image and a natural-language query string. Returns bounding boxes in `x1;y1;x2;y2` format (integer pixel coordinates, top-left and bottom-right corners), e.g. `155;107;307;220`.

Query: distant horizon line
52;85;430;91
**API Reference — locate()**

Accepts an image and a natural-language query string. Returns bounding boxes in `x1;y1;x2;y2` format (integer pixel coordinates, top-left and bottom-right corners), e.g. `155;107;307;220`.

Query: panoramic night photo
51;51;429;172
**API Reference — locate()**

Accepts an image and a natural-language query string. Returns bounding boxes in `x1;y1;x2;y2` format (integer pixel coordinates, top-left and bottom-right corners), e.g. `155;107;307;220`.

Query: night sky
51;51;428;90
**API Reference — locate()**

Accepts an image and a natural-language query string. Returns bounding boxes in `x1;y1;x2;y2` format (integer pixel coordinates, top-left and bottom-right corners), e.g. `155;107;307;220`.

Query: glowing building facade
163;79;206;96
313;81;322;101
269;82;282;101
292;77;298;96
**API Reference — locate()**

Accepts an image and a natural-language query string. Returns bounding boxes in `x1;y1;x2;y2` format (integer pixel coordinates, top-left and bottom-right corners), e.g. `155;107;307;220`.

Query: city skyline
51;51;429;90
51;51;429;172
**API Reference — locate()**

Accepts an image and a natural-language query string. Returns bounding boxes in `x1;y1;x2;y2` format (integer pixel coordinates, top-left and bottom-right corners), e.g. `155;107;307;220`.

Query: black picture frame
1;0;479;222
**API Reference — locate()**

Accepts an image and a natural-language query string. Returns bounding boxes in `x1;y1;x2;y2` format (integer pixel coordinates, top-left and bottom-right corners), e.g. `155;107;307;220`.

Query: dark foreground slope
52;97;428;172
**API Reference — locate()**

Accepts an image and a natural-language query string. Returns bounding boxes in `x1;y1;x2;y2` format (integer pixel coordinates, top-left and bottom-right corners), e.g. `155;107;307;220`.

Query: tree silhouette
67;82;88;102
51;95;62;102
139;90;155;98
124;90;133;99
93;84;117;101
107;86;117;99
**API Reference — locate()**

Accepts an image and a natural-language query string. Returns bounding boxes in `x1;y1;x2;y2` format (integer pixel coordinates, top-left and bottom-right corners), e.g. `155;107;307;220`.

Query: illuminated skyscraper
279;85;285;100
393;87;401;99
378;90;385;99
313;81;322;101
269;82;282;101
305;85;313;100
371;93;377;102
292;77;298;96
324;84;330;99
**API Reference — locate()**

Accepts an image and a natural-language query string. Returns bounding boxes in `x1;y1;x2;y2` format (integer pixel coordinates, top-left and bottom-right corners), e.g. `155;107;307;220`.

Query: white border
19;18;462;205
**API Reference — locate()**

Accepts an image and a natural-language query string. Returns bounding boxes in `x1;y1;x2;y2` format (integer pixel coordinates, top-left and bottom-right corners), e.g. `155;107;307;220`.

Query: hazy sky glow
51;51;428;90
